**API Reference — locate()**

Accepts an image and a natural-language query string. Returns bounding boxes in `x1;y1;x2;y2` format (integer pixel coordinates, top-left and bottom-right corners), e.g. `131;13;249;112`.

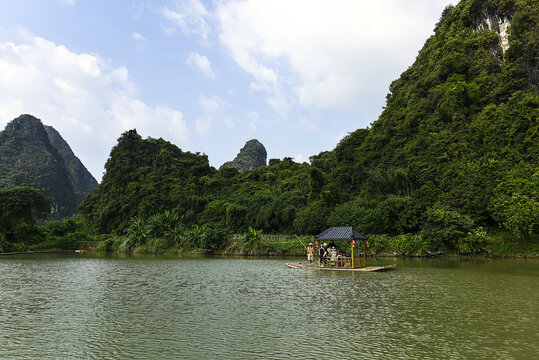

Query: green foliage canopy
78;0;538;253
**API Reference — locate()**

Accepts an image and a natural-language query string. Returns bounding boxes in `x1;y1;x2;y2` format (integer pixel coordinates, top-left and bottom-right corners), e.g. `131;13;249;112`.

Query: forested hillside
80;0;538;253
320;0;538;238
0;114;98;217
80;130;215;233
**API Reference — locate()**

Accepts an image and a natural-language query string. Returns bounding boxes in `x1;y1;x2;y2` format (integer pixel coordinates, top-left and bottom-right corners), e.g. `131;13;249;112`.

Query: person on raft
306;243;315;264
319;243;328;266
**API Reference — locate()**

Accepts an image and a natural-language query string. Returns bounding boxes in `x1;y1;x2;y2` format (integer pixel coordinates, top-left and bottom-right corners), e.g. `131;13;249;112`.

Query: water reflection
0;254;538;359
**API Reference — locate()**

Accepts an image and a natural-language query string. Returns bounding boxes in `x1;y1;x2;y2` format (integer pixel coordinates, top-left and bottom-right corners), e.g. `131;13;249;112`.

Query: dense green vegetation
328;0;538;241
75;0;537;256
0;114;97;217
2;0;537;256
44;125;99;205
0;187;50;252
0;186;100;252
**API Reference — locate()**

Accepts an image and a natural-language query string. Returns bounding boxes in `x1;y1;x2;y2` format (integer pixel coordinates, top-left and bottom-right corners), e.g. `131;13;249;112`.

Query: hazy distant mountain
220;139;267;173
0;114;98;217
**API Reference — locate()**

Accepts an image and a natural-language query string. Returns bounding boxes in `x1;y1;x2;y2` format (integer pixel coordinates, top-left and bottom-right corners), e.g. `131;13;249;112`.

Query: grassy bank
368;231;539;257
83;231;538;258
4;216;535;257
86;233;309;257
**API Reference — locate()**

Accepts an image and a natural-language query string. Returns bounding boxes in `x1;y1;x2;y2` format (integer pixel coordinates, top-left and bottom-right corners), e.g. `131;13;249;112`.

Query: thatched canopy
315;226;368;242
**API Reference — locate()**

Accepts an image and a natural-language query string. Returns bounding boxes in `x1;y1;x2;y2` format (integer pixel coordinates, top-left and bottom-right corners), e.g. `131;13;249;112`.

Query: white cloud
132;32;147;52
162;0;211;41
0;33;189;181
196;94;233;132
186;52;215;78
198;94;224;113
216;0;452;118
294;153;305;163
132;32;146;41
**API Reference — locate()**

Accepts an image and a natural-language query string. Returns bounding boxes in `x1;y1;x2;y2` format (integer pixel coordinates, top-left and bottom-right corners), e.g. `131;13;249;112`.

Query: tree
421;205;474;251
77;0;538;248
491;173;539;239
0;187;51;228
0;187;51;246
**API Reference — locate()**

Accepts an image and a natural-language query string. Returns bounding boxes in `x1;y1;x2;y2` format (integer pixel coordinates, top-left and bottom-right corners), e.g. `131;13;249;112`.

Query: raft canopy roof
315;226;368;242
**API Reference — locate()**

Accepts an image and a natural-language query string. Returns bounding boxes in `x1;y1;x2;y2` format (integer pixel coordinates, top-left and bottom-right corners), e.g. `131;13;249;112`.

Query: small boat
290;227;396;272
285;262;396;272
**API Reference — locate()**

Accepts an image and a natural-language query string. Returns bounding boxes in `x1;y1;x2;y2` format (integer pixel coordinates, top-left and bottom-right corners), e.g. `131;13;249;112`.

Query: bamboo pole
351;242;354;268
363;242;366;267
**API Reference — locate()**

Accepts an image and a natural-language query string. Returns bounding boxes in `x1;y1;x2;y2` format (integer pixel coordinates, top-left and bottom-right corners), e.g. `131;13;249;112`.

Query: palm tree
245;226;262;244
125;217;150;246
185;224;207;249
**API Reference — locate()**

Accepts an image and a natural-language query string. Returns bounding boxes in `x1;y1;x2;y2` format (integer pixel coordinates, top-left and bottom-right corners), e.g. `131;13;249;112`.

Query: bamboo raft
285;262;396;272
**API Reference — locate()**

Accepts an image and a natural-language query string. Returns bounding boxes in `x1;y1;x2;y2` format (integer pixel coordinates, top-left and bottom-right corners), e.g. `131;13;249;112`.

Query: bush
0;232;7;252
386;234;430;256
95;236;123;252
245;226;262;244
28;237;62;251
59;233;81;250
491;174;539;239
458;227;488;254
138;237;175;254
265;239;305;255
183;224;207;248
201;224;229;251
367;233;435;256
10;242;28;252
421;205;474;251
11;223;45;245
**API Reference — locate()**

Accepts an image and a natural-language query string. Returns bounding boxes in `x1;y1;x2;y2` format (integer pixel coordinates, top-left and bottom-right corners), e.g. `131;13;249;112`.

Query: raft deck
285;262;396;272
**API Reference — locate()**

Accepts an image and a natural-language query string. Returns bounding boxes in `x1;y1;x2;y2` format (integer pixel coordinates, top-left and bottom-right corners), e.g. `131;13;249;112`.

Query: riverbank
2;230;537;258
0;249;80;256
82;234;539;259
1;247;537;259
204;232;539;258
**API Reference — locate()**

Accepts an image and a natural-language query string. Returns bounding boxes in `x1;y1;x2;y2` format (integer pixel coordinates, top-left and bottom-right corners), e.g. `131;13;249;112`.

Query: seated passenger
330;246;337;261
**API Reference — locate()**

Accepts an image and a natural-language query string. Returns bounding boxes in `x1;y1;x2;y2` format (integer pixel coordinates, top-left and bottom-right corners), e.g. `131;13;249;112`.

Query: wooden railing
319;254;366;268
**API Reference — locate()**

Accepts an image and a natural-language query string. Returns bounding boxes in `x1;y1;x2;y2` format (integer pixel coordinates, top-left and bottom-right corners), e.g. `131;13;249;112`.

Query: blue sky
0;0;455;181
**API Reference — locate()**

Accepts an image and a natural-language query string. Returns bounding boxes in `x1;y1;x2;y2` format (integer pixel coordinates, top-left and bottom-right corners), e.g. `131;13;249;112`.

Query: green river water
0;253;537;359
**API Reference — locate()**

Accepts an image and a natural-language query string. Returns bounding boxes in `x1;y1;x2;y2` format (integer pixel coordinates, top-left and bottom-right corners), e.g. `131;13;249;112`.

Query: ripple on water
0;255;538;359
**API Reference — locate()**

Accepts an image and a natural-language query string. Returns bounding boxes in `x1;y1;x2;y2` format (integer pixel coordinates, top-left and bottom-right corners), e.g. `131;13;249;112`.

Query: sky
0;0;456;182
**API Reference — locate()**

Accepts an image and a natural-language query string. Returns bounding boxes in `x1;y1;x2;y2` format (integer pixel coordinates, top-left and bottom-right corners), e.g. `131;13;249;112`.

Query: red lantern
352;240;355;246
315;241;319;247
366;241;370;247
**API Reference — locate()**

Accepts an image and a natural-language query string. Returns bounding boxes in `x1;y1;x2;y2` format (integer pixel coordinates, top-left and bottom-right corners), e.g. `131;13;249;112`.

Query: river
0;253;537;359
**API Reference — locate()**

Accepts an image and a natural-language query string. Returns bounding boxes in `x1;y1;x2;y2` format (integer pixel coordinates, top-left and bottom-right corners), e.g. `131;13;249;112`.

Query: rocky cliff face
0;114;98;217
44;125;98;204
468;1;536;88
220;139;267;172
473;8;512;54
